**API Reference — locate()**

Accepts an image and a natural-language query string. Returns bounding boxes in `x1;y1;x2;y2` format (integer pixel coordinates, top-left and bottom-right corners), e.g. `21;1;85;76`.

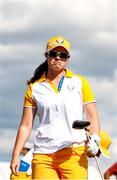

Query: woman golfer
10;36;100;179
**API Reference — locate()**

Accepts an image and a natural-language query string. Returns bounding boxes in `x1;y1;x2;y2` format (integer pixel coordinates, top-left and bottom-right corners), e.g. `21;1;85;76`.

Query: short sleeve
24;84;36;108
81;76;96;104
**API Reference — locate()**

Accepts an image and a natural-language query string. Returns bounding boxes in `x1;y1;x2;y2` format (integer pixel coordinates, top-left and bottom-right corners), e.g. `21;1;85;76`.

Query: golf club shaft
94;155;104;180
86;131;104;180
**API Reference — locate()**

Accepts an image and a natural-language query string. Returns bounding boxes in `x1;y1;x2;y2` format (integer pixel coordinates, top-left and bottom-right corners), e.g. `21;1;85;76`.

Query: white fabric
32;76;87;154
27;166;32;175
87;134;100;155
21;148;34;162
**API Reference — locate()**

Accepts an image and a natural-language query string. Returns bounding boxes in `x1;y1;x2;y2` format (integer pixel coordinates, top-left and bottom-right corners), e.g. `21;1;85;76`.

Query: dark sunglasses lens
59;52;68;58
48;51;70;59
49;51;57;57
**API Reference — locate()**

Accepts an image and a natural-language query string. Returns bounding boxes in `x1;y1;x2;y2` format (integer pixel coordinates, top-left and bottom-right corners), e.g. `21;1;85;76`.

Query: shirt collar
38;69;74;83
65;69;74;78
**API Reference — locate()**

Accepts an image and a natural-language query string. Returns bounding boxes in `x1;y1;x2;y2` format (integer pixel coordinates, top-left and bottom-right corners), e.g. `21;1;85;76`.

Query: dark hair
27;60;48;85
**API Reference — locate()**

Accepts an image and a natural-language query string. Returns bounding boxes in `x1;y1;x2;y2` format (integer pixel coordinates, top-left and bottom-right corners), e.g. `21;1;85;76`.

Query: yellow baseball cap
99;130;112;158
46;36;70;53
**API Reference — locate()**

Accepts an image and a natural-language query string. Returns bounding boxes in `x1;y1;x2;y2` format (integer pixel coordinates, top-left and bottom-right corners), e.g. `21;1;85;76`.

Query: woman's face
47;46;69;72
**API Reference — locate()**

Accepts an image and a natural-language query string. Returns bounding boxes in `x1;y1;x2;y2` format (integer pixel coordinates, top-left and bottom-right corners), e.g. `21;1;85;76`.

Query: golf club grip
72;120;90;129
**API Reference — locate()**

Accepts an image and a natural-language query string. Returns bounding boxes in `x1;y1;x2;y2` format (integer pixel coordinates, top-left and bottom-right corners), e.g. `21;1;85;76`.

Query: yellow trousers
10;172;31;180
32;146;88;179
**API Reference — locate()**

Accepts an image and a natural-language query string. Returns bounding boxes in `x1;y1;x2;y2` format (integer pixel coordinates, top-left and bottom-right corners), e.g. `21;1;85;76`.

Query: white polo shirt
24;69;96;154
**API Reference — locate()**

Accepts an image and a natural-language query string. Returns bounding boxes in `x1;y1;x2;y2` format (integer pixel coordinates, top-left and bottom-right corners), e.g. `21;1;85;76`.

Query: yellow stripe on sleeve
80;76;96;104
24;84;36;108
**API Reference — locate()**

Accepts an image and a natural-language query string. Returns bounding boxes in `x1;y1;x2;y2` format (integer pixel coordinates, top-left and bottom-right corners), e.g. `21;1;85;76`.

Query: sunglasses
45;51;70;59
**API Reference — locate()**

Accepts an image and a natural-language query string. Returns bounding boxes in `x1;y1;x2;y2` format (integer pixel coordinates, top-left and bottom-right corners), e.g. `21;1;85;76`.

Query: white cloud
89;71;117;110
0;44;42;62
0;0;31;32
96;32;116;46
0;18;30;32
0;0;116;33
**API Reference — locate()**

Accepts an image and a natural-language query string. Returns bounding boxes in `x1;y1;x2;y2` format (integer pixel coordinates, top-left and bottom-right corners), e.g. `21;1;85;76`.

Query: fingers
15;164;20;175
10;166;18;176
87;140;100;155
87;134;100;156
96;149;101;157
87;150;101;158
10;162;20;176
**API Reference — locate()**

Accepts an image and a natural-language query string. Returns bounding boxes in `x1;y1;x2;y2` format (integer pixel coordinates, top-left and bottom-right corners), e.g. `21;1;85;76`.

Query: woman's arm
84;102;100;156
10;107;36;175
84;102;100;135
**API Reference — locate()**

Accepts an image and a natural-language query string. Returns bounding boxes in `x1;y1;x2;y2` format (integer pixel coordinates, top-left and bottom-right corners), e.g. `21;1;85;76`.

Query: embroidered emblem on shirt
67;83;75;92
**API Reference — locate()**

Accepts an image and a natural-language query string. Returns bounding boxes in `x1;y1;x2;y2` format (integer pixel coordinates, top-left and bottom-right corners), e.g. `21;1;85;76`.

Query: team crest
56;39;64;45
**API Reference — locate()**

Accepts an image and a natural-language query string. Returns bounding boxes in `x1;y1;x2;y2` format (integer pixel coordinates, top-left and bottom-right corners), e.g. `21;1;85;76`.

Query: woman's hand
10;158;20;176
87;134;100;156
10;107;36;175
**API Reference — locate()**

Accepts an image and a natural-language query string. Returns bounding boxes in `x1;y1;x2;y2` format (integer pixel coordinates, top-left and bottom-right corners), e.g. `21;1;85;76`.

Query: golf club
72;120;104;180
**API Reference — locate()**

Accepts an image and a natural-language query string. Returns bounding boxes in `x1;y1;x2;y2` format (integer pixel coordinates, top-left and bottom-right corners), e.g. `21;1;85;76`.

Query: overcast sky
0;0;117;173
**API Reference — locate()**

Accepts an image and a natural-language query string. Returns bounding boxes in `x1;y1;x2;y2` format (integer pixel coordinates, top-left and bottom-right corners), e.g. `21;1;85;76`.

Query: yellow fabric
99;130;112;158
66;69;74;78
79;75;95;104
23;83;36;108
10;172;31;180
46;36;71;53
32;146;88;179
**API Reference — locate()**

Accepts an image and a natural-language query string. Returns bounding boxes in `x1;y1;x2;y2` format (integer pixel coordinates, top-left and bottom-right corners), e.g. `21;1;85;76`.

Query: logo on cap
46;36;70;53
56;39;64;45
